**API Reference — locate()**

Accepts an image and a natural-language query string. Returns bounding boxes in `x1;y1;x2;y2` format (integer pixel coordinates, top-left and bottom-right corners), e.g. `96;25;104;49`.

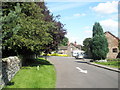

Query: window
113;48;117;53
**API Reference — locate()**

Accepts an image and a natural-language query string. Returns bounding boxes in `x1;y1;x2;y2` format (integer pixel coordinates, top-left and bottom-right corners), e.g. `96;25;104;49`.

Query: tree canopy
91;22;109;60
2;2;67;62
93;22;104;37
82;38;92;55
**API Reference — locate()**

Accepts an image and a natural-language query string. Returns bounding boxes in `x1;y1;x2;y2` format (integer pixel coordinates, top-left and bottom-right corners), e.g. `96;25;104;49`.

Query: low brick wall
0;56;21;89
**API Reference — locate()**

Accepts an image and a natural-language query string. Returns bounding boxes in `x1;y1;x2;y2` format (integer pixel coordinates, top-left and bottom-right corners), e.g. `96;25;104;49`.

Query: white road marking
76;67;87;74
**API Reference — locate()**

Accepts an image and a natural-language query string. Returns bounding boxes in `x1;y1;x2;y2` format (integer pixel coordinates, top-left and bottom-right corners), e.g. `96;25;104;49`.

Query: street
48;56;118;88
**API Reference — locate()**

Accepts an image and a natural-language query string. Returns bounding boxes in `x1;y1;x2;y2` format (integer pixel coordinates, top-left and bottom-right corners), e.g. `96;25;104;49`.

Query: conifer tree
91;22;109;60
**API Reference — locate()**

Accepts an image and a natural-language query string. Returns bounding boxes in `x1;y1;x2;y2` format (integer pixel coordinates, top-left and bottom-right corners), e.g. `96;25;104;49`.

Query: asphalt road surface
48;56;119;88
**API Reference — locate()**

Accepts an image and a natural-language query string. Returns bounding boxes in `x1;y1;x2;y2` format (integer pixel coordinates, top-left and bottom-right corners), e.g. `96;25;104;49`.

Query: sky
46;1;118;45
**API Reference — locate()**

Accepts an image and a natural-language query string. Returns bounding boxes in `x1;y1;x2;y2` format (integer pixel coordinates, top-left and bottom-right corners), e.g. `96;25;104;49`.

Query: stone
1;56;21;89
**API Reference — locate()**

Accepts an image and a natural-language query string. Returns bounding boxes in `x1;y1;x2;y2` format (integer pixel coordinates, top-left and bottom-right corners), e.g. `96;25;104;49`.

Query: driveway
48;56;118;88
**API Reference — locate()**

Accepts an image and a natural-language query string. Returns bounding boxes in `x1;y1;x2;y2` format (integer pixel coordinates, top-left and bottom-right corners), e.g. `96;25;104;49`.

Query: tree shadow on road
75;61;87;63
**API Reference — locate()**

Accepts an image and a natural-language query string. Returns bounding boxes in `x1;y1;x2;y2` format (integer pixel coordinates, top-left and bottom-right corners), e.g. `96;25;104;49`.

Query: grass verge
94;61;120;68
5;58;56;88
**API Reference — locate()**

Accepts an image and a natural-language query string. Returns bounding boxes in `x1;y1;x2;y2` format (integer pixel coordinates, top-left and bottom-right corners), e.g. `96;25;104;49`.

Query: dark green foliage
82;38;92;54
118;40;120;50
93;22;104;37
95;61;120;68
2;3;52;57
36;2;66;54
2;2;66;65
91;35;109;60
91;22;109;60
44;21;66;53
107;58;120;61
60;37;69;46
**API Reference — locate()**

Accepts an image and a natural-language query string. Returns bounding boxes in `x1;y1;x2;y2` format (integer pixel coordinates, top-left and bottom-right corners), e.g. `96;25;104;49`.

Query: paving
48;56;119;88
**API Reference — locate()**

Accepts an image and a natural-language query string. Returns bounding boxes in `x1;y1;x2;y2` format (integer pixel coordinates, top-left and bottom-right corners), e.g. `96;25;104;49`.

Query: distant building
105;31;120;59
58;46;68;54
58;42;82;57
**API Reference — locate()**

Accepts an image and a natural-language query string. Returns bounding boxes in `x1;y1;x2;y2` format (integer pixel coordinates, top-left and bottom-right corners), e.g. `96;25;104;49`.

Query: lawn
4;58;56;88
94;61;120;68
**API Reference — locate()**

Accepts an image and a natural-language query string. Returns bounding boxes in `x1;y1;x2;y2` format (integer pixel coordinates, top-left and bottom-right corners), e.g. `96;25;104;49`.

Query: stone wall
0;56;21;89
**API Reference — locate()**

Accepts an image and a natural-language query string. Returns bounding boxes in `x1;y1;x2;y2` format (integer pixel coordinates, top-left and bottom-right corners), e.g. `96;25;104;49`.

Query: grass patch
5;58;56;88
94;61;120;68
107;58;120;61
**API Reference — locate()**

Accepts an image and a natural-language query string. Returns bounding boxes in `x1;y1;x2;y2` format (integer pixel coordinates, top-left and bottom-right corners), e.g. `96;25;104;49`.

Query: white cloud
100;19;118;36
73;13;86;17
92;1;118;14
62;13;86;20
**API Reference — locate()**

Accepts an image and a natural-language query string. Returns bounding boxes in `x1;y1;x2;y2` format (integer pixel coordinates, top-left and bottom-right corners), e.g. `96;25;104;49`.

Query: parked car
72;50;78;57
72;50;84;57
75;51;85;59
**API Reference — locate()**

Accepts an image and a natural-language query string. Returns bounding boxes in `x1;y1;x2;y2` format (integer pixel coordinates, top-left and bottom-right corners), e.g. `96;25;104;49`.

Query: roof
73;50;84;52
76;45;81;49
104;31;120;40
69;43;81;49
58;46;67;50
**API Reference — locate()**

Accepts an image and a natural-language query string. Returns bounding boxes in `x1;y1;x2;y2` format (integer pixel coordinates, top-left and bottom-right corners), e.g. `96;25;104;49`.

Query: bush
57;54;68;57
43;53;68;57
95;61;120;68
107;58;120;61
51;53;59;56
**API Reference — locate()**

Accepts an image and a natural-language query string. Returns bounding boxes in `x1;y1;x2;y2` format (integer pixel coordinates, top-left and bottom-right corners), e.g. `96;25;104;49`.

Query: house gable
105;31;119;59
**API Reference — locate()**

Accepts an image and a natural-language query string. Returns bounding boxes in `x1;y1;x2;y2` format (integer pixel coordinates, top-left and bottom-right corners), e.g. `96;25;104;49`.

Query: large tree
2;3;53;64
2;2;66;65
91;22;109;60
36;2;66;53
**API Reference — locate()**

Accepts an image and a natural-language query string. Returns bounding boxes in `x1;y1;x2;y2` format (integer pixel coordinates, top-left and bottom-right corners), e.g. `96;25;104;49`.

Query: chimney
74;41;77;46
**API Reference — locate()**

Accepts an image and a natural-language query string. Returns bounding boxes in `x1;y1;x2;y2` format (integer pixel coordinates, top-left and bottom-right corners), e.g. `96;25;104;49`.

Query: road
48;56;119;88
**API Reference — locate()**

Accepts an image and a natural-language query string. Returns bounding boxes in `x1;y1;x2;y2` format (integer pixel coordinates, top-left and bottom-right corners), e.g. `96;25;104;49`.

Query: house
86;32;120;59
58;42;82;57
105;31;120;59
58;46;68;54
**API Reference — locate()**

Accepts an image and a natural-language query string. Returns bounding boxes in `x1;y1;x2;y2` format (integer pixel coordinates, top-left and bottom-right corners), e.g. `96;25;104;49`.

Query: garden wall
0;56;21;89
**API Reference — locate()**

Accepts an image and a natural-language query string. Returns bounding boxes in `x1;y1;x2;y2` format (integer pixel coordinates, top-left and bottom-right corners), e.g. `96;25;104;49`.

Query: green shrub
107;58;120;61
95;61;120;68
46;53;68;57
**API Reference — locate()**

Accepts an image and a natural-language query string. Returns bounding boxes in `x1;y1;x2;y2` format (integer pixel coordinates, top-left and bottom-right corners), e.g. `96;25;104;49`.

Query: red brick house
105;31;120;59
